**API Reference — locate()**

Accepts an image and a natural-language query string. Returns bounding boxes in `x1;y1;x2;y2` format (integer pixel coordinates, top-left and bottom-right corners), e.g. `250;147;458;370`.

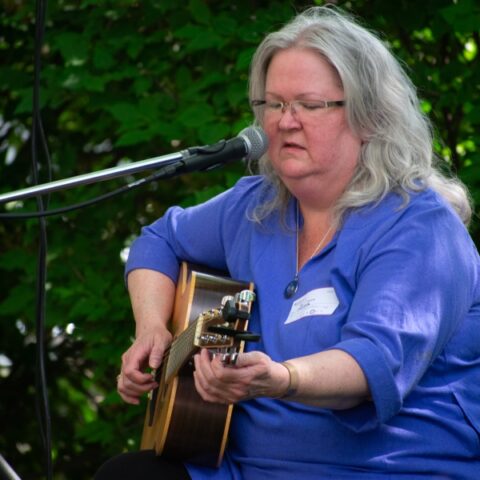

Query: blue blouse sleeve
331;191;479;431
125;176;263;283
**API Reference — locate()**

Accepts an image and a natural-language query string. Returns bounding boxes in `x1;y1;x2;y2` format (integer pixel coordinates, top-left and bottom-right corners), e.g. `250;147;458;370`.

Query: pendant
284;276;299;298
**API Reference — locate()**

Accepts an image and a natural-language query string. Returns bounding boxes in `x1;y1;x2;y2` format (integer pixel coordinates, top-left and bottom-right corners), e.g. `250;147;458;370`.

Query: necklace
284;205;334;299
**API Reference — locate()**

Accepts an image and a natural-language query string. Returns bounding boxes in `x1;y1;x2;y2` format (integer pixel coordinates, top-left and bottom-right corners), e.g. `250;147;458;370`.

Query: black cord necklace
284;204;334;298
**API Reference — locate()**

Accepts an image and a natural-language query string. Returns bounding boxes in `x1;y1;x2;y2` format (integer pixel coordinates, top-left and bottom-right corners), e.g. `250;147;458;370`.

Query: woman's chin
275;164;317;183
272;157;312;178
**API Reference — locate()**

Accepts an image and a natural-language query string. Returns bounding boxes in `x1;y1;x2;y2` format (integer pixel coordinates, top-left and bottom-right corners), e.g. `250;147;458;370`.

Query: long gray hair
249;6;471;226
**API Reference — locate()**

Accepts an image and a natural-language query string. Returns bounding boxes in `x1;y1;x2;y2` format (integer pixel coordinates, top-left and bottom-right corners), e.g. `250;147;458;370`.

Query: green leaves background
1;0;479;478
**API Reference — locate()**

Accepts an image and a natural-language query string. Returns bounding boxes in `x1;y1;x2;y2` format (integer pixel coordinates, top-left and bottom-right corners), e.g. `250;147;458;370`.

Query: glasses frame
251;99;345;120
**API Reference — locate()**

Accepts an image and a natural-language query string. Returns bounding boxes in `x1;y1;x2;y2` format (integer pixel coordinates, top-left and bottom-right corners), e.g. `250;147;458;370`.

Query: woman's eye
268;102;283;110
300;102;321;110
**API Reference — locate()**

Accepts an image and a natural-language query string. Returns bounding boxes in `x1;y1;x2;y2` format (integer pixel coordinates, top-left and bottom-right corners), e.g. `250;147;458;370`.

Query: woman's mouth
282;141;305;151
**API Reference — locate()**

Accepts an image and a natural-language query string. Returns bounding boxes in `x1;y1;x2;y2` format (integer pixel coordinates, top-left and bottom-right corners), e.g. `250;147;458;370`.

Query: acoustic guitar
140;262;256;467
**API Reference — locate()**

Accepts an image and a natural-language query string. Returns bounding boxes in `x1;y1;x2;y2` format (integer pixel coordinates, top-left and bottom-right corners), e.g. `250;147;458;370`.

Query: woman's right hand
117;325;172;405
119;269;176;404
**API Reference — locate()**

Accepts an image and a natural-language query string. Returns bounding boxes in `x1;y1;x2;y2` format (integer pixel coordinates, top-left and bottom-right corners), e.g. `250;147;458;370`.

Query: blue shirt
126;176;480;479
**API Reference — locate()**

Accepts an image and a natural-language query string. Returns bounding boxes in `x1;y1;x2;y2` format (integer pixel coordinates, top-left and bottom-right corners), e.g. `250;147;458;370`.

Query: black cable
31;1;53;479
2;3;182;478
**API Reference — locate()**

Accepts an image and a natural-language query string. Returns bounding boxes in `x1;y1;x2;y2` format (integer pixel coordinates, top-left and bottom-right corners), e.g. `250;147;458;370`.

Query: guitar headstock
193;289;256;349
194;309;235;349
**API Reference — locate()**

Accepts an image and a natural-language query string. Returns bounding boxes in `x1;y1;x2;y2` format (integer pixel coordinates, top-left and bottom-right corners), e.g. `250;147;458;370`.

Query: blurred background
1;0;479;478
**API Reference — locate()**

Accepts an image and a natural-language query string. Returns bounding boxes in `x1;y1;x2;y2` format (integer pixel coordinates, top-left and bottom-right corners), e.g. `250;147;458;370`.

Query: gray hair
248;6;471;226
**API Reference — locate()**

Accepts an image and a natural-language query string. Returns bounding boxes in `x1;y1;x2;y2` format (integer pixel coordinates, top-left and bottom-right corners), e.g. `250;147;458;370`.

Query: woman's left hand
193;348;290;404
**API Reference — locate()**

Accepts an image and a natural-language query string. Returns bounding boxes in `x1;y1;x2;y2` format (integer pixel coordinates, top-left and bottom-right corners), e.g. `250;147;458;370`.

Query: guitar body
140;263;254;467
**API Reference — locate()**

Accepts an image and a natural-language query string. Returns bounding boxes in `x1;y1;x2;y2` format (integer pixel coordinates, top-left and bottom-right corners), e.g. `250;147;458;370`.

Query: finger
194;351;249;403
118;391;141;405
121;379;157;397
123;367;156;385
122;347;157;384
192;367;218;403
121;368;157;388
193;370;237;404
200;350;236;387
193;351;213;392
149;336;168;369
200;349;247;386
231;351;266;369
125;341;151;369
193;352;230;402
209;351;272;400
118;370;157;394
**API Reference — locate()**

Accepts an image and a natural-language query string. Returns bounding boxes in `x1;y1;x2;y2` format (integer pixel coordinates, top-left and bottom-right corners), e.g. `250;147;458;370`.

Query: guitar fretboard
165;309;224;381
165;318;199;382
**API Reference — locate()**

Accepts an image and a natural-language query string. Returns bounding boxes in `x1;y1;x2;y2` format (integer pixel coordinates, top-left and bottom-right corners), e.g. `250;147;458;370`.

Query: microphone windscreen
238;126;268;161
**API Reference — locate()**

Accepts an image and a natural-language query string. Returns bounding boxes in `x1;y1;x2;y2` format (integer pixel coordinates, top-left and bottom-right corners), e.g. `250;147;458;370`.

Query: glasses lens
252;100;343;121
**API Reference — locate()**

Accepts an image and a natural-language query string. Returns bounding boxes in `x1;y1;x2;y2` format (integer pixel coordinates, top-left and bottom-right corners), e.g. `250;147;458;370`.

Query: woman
96;6;480;479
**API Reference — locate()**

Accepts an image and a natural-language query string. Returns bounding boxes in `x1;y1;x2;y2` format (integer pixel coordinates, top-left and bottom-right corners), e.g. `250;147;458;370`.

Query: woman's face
263;47;362;204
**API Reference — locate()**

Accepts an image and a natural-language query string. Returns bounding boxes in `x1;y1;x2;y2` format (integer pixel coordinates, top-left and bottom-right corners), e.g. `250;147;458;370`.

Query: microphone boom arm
0;126;267;205
0;151;184;204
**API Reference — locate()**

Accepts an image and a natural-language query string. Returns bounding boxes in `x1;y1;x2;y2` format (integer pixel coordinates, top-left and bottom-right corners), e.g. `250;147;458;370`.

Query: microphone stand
0;151;184;204
0;135;250;205
0;454;22;480
0;137;251;478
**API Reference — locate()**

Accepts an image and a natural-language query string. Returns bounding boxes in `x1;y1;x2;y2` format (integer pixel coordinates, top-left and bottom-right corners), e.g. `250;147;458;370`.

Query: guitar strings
154;313;203;378
152;308;223;379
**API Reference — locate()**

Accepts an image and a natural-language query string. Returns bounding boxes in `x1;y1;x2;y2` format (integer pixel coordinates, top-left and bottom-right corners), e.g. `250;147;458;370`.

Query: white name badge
285;287;339;324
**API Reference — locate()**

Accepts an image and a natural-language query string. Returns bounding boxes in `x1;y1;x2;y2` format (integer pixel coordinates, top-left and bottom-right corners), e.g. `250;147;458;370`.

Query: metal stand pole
0;151;183;204
0;455;22;480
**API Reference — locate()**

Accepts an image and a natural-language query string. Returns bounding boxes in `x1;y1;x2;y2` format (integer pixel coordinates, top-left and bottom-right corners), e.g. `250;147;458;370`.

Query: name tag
285;287;339;324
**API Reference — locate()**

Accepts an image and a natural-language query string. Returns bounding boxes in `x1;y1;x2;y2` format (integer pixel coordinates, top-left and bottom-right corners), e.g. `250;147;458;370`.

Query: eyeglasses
251;99;345;121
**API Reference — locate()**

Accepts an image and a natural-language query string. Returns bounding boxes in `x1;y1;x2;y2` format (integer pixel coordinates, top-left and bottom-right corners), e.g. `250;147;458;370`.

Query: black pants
94;450;192;480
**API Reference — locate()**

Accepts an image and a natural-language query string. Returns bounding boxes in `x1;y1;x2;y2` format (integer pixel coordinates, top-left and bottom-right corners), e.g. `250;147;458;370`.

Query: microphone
0;127;268;204
180;126;268;172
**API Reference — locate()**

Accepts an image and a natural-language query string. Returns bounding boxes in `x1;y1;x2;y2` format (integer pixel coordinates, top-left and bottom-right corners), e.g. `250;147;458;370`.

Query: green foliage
1;0;479;478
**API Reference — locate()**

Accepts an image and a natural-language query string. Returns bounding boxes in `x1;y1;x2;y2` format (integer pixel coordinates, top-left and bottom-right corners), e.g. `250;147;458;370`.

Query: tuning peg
233;332;261;342
221;299;250;322
207;325;238;337
207;325;260;343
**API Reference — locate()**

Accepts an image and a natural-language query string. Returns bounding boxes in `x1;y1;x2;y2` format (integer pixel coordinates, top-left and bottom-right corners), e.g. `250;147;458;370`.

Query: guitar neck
164;306;235;382
165;319;199;382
